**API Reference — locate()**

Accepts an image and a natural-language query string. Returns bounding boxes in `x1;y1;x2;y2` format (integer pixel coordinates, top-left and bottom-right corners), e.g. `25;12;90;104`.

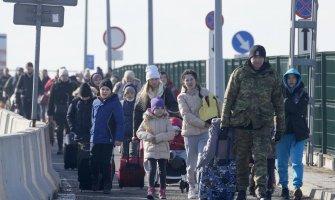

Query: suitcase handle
126;139;141;167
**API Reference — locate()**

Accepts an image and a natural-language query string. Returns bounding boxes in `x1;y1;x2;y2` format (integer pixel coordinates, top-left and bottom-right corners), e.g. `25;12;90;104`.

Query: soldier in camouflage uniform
220;45;285;200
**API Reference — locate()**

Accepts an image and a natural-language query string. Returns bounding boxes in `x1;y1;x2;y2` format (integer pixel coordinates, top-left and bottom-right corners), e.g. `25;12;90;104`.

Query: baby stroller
165;117;189;193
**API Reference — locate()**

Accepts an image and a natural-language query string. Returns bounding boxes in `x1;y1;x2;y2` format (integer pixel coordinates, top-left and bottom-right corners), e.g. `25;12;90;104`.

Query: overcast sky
0;0;334;74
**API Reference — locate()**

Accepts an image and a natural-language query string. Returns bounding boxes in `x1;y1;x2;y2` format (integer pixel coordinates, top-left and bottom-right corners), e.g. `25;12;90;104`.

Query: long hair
137;81;150;109
180;69;202;98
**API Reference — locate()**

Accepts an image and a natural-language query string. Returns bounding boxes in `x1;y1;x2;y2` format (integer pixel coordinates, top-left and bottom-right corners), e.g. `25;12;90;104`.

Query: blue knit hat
151;97;165;111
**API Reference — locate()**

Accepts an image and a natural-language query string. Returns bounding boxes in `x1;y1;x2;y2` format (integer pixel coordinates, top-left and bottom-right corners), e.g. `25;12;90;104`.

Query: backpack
199;95;220;124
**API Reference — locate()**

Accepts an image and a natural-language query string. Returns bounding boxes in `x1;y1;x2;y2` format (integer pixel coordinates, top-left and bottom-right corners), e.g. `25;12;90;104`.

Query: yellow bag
199;95;220;124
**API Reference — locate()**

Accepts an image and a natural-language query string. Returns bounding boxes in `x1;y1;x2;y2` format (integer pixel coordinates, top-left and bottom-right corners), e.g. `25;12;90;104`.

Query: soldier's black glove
218;126;229;140
272;131;282;142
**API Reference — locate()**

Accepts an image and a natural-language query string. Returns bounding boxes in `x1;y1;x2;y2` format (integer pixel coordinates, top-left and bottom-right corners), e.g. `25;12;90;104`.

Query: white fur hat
145;65;160;81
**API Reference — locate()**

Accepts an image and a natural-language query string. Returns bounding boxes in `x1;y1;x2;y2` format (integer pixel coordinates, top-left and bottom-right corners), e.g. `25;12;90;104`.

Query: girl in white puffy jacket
136;97;175;200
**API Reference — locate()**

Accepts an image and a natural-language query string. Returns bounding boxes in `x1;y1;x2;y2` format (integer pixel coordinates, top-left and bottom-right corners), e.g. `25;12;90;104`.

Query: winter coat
90;94;124;144
4;75;19;98
221;61;285;132
47;80;77;122
283;69;309;141
113;78;141;100
15;73;43;103
177;87;210;136
133;82;179;136
136;110;175;160
121;99;135;138
67;96;95;141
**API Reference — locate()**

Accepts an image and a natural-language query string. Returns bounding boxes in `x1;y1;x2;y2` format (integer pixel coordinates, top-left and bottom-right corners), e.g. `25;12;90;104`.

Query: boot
147;186;155;199
159;188;166;199
281;188;290;200
294;188;302;200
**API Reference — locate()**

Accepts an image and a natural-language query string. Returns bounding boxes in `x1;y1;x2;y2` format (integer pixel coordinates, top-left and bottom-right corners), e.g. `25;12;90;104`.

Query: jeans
276;134;305;189
184;132;209;187
148;158;167;188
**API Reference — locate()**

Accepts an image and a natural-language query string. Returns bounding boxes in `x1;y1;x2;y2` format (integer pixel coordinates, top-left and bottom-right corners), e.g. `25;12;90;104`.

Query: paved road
52;146;311;200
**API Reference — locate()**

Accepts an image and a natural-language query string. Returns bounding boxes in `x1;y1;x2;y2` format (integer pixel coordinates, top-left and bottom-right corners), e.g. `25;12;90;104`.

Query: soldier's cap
249;45;266;59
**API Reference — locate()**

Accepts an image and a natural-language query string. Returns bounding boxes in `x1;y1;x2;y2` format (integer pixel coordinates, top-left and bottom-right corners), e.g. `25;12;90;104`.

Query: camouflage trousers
234;126;271;196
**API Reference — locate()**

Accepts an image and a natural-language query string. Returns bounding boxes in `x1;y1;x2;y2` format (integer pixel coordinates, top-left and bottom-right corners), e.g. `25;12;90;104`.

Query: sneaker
281;188;290;200
159;188;166;199
187;186;197;199
236;190;247;200
294;188;302;200
147;186;155;200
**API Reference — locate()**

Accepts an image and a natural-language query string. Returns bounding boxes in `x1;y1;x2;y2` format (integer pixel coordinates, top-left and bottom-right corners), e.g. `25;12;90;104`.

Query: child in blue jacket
90;79;124;194
277;68;309;200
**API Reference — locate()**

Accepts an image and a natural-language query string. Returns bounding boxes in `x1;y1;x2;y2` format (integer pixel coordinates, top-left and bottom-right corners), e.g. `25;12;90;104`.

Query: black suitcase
77;143;91;190
64;133;78;169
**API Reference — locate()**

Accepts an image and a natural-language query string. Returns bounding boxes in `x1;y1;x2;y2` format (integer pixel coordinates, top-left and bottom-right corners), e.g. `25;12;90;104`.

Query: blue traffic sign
232;31;254;54
295;0;312;19
205;11;223;30
86;55;94;70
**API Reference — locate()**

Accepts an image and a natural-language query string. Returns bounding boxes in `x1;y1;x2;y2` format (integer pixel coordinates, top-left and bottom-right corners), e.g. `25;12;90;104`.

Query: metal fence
113;51;335;154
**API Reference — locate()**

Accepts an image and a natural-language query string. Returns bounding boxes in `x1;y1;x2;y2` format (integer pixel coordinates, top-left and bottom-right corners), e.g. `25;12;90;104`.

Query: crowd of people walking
0;44;310;200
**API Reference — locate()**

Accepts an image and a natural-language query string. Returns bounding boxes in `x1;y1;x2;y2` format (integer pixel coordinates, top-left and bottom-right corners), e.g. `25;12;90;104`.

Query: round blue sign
295;0;312;19
205;11;224;30
232;31;254;54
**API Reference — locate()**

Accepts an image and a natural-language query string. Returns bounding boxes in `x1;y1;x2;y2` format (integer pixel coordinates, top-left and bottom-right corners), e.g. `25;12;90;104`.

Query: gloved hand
272;130;282;142
218;126;229;140
146;134;155;142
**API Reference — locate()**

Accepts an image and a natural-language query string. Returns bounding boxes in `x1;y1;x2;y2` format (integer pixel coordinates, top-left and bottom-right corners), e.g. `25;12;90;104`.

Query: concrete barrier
0;109;59;200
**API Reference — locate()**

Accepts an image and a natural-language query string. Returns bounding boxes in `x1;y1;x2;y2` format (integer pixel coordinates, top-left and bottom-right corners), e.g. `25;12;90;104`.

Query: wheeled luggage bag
118;140;145;188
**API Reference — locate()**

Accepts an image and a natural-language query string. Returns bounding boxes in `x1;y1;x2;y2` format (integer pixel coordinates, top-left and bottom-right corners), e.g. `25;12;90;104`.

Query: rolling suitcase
63;133;78;169
118;140;145;188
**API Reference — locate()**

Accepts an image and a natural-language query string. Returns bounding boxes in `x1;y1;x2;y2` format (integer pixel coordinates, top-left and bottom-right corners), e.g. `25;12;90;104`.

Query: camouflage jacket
221;61;285;132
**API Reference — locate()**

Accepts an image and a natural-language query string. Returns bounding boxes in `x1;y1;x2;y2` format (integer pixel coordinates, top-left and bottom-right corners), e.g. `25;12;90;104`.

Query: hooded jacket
221;60;285;132
113;78;141;100
90;94;124;144
136;110;175;160
283;68;309;141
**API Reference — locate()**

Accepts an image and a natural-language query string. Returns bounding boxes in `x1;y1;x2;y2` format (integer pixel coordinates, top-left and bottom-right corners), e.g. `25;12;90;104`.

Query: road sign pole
31;2;42;127
148;0;154;65
106;0;112;71
84;0;88;70
214;0;224;101
289;0;296;69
